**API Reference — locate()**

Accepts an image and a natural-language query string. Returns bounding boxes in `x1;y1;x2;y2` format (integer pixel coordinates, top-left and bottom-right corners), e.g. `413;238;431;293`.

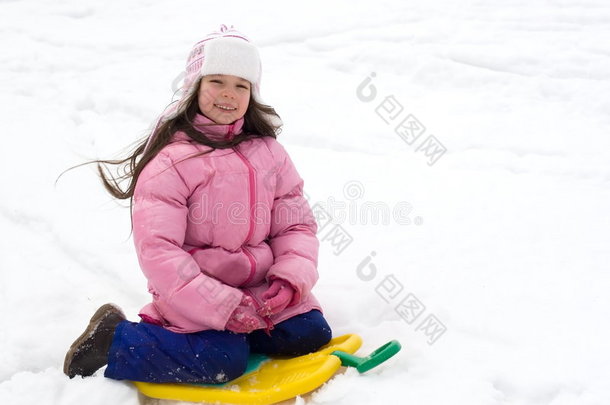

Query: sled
133;333;401;405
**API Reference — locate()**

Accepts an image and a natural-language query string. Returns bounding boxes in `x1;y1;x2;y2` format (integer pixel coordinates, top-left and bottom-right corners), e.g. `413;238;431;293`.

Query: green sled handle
331;340;402;373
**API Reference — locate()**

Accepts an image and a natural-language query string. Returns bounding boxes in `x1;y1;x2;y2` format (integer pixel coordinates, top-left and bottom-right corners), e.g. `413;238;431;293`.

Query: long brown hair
58;76;282;230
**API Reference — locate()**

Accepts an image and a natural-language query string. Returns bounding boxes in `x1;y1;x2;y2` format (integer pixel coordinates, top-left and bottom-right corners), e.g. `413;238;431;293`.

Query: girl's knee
282;310;333;355
191;331;250;383
248;310;332;356
217;339;250;382
303;311;332;351
318;321;332;347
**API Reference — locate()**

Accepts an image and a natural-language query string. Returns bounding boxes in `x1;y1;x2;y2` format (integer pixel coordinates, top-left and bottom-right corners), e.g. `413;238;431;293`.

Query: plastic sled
133;333;401;405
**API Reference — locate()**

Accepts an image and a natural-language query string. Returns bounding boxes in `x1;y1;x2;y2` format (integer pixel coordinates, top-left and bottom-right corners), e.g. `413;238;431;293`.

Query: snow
1;0;610;404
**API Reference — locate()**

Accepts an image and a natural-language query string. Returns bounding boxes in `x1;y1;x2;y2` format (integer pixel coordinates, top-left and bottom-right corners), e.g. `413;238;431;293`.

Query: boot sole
63;303;126;377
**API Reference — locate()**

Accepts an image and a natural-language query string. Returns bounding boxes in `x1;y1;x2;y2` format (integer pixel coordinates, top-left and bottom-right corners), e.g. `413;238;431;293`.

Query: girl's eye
237;85;250;90
209;79;222;84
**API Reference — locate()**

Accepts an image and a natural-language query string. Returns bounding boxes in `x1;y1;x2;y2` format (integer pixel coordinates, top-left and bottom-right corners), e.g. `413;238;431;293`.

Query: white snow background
1;0;609;404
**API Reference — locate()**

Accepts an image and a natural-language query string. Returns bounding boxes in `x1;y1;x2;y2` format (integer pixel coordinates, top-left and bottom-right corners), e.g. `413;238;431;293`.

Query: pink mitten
257;278;296;317
225;295;267;334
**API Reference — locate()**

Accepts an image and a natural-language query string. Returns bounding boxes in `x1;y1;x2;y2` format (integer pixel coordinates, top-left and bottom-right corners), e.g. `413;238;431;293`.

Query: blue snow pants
104;310;332;383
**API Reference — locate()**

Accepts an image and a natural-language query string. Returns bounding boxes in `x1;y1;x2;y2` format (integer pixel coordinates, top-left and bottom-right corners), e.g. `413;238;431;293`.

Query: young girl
63;25;332;384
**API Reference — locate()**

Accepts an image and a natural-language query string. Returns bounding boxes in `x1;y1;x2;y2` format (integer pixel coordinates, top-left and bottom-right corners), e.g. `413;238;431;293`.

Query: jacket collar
192;113;244;142
172;113;245;144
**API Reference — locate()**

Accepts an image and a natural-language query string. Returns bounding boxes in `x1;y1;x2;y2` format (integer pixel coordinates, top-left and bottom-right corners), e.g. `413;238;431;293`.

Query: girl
63;25;332;384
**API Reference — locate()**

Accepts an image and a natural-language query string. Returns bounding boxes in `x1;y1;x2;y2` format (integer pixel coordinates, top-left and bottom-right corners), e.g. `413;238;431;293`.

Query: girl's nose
221;87;236;99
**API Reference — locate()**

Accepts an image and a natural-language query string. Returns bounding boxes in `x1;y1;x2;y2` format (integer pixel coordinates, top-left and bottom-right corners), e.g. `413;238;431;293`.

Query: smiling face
198;74;251;124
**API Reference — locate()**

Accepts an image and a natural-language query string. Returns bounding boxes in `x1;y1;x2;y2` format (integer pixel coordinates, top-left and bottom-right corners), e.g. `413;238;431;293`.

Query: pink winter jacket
133;113;321;333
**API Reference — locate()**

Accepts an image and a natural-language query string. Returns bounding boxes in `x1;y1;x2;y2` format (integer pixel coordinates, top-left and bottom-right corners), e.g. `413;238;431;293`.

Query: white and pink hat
183;25;262;99
143;25;262;152
161;24;262;121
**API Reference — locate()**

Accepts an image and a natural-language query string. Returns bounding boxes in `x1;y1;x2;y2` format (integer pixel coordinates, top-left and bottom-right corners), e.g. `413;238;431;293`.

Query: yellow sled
133;334;400;405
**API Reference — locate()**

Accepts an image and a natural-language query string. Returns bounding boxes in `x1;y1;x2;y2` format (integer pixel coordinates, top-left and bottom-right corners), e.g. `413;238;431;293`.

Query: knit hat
165;24;262;121
143;25;262;153
184;25;261;98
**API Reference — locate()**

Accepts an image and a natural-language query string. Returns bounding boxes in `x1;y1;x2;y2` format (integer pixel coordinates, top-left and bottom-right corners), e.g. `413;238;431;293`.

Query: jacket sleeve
265;140;319;304
132;150;242;332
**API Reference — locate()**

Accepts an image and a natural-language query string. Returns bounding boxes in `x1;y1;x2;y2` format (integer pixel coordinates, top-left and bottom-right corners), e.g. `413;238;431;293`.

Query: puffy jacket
133;112;321;333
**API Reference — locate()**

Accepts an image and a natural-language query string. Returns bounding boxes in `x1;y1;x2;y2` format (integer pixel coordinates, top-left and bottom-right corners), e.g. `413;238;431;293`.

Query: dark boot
63;303;126;378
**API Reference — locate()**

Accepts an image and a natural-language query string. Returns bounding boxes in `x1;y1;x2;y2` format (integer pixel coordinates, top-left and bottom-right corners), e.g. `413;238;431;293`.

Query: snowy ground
1;0;610;404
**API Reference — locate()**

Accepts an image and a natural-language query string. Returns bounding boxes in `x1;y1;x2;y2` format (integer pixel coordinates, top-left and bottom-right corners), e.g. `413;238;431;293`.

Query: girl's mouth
214;104;237;111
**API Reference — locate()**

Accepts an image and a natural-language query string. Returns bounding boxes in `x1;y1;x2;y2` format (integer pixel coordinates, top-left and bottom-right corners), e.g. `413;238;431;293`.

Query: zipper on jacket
241;245;257;286
233;147;257;243
233;147;258;290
